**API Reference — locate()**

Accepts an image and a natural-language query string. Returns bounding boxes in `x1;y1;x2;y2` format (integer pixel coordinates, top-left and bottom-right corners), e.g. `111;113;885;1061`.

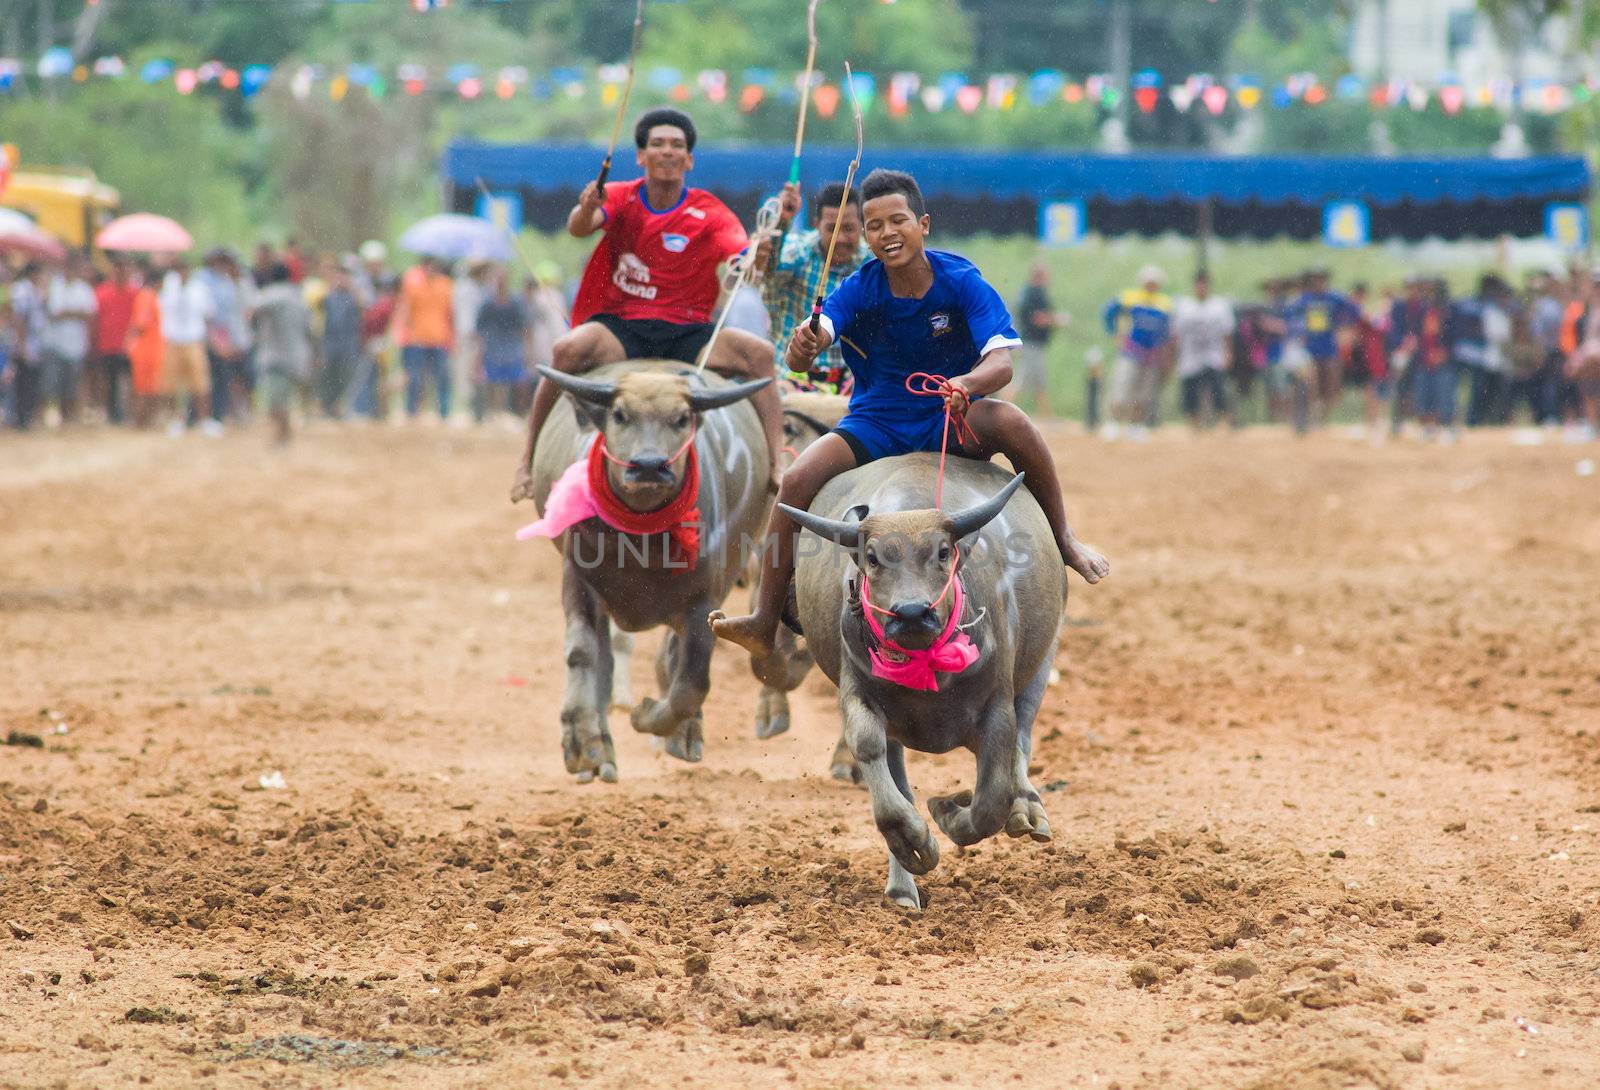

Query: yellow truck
0;165;121;250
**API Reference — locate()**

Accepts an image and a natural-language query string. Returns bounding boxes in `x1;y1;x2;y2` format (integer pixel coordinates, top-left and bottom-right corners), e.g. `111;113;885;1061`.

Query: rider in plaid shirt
757;181;869;395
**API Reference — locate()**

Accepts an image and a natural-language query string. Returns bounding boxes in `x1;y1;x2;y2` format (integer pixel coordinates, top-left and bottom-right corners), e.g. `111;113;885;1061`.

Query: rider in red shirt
512;108;783;500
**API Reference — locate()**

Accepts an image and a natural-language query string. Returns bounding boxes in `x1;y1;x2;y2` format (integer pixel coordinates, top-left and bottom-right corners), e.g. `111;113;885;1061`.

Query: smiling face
861;193;929;270
635;125;692;188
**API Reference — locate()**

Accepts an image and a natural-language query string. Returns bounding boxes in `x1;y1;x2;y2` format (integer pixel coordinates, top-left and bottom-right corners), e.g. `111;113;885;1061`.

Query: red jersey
93;281;140;355
572;178;747;327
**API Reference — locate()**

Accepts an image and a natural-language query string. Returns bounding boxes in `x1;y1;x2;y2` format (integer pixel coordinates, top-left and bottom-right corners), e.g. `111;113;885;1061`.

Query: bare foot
1061;538;1110;585
708;609;777;657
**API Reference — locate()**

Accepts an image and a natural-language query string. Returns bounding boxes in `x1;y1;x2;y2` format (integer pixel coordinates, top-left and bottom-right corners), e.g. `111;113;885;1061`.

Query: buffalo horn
778;503;862;549
945;472;1027;540
536;366;618;406
687;376;773;412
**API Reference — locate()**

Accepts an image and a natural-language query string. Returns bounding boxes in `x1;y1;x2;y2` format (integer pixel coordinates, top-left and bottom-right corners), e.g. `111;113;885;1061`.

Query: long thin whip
474;177;540;277
596;0;647;195
807;61;863;338
694;196;784;375
788;0;823;186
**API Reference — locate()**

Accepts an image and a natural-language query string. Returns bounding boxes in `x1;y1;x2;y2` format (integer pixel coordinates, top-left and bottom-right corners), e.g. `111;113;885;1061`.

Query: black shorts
588;313;715;365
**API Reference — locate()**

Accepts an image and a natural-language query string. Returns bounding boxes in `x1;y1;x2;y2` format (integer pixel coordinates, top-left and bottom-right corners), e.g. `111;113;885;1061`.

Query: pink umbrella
95;212;193;254
0;208;65;261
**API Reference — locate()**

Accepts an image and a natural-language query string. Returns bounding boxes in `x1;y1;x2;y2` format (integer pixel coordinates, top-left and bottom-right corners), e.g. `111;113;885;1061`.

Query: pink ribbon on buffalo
858;574;980;692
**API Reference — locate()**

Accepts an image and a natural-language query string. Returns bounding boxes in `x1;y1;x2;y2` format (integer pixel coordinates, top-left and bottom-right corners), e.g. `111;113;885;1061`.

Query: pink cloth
515;456;596;542
860;575;980;692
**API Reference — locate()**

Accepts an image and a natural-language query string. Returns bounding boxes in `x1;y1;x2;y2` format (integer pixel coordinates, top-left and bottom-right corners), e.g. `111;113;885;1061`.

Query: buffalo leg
1006;654;1054;842
883;742;923;909
842;675;939;880
558;563;618;784
929;696;1017;846
608;622;634;712
631;599;714;763
752;626;812;740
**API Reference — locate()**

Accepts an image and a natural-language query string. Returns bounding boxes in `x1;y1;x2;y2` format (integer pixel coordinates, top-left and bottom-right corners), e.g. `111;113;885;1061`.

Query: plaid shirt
763;228;869;382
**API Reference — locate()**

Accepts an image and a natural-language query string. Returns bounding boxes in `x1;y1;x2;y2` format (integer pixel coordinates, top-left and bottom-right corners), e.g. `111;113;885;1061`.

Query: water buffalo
524;361;771;783
782;456;1064;910
750;391;848;749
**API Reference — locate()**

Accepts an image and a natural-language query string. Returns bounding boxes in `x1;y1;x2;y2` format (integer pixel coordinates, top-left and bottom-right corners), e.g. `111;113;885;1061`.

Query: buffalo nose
889;601;935;627
627;455;671;479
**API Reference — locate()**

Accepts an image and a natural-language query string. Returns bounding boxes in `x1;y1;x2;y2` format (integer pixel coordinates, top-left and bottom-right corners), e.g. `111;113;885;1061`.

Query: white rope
696;196;784;375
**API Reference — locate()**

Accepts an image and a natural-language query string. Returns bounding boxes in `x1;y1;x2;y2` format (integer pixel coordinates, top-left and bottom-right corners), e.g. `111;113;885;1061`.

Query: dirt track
3;421;1598;1089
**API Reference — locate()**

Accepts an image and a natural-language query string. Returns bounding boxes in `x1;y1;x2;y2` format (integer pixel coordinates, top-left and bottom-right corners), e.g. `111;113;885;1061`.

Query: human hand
943;377;972;417
786;321;821;369
578;181;605;216
778;182;802;225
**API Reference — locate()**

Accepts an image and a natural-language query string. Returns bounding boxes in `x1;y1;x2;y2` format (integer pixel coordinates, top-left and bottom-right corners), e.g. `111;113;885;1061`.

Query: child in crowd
711;168;1108;657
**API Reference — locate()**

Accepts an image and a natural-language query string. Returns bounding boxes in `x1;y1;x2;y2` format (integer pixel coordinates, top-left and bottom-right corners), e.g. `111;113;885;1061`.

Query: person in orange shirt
390;256;454;421
126;261;165;429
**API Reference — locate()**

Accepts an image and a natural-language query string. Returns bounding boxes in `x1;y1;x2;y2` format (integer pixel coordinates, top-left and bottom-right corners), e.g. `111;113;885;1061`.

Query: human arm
566;180;608;238
761;183;802;275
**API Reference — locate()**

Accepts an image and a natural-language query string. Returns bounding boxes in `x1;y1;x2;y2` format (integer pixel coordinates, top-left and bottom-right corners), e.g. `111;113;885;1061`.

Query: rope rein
904;371;977;511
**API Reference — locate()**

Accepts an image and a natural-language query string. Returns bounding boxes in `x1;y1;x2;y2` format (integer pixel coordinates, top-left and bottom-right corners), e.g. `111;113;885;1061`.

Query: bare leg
963;399;1109;584
511;322;627;501
701;327;784;490
708;433;857;658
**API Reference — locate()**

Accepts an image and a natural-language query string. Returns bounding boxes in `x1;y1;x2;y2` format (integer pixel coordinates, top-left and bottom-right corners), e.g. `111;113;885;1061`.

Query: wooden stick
597;0;647;194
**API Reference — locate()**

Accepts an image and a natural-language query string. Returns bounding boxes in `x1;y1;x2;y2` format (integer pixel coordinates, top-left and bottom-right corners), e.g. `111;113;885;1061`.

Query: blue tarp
444;142;1589;207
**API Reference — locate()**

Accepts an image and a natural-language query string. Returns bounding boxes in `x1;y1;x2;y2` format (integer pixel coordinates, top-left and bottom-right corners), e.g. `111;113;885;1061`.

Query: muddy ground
2;421;1598;1089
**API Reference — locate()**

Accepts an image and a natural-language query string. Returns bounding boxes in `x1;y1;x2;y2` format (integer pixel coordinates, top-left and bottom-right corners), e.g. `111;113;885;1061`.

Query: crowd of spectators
1093;262;1600;442
0;240;570;445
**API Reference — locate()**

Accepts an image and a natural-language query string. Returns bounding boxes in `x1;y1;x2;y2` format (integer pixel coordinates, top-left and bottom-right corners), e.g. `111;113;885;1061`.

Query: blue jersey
1102;288;1172;360
820;249;1021;432
1289;290;1357;359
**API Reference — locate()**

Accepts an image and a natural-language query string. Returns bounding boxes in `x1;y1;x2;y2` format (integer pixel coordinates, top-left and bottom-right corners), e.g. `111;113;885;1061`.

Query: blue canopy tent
444;141;1590;242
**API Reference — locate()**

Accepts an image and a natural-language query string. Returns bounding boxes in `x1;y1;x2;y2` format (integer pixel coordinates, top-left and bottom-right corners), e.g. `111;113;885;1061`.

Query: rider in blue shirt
711;168;1109;658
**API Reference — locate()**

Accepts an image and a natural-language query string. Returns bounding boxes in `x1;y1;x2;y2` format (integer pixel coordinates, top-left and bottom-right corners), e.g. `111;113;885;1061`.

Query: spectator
93;255;140;426
1288;267;1357;428
252;262;313;447
355;239;389;307
159;256;216;437
474;267;532;425
320;261;364;419
1410;279;1456;441
1348;282;1392;439
452;259;490;425
1508;271;1563;427
1171;269;1235;431
1465;275;1514;427
759;181;868;395
1565;270;1600;442
392;255;454;421
283;238;307;284
1012;261;1067;417
126;261;165;429
199;248;253;426
355;274;398;421
43;252;97;427
525;260;569;397
7;262;49;429
1102;264;1172;440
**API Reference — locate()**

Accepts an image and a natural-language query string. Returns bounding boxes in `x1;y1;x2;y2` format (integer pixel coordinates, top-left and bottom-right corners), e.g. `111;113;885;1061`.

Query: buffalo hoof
629;697;674;737
663;717;703;763
754;710;790;740
927;790;977;844
574;762;619;786
830;760;864;786
882;818;940;876
1006;797;1052;842
885;857;922;911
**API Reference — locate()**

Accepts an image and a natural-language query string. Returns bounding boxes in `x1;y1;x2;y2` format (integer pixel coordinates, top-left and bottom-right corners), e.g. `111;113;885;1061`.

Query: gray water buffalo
782;455;1064;910
750;391;848;749
527;361;771;783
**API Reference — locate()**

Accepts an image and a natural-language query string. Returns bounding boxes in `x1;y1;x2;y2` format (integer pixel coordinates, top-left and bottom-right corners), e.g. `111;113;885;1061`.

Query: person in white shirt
159;257;216;436
451;260;489;425
43;254;98;426
1172;270;1236;431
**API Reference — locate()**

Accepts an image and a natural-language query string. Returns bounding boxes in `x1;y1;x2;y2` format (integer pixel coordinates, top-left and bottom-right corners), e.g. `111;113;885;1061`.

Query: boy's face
636;125;692;185
861;193;929;270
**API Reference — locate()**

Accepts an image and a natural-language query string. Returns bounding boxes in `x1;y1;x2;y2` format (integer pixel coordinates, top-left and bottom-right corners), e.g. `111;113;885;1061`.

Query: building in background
1349;0;1576;87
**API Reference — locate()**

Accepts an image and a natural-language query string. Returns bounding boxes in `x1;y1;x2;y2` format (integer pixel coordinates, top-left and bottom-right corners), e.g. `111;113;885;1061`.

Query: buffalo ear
843;504;870;524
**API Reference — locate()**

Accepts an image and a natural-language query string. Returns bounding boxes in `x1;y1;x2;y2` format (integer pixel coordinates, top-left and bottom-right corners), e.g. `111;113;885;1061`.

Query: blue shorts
834;411;961;464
